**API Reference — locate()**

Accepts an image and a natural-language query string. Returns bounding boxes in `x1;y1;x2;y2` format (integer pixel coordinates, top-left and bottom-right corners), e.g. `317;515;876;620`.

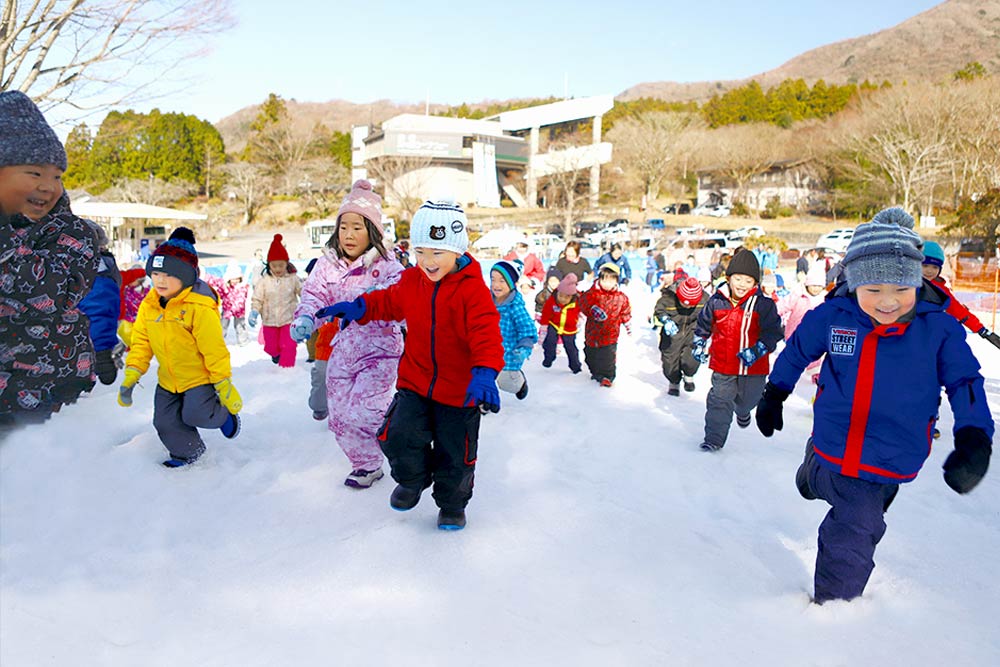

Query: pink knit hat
337;179;382;226
676;276;703;306
557;273;578;295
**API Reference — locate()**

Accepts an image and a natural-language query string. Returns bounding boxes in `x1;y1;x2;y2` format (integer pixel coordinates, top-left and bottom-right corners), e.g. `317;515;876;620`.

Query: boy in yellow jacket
118;228;243;467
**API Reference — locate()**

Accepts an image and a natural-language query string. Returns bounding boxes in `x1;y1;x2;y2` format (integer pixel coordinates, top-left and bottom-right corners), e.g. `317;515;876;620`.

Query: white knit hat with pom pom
409;197;469;254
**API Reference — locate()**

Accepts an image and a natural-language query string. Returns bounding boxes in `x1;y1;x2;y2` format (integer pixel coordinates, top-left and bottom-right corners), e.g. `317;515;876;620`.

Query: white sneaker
344;468;384;489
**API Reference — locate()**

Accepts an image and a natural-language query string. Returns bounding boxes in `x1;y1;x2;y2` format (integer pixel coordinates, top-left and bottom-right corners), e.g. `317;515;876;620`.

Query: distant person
249;234;301;367
117;228;242;467
654;276;709;396
78;221;123;386
490;260;537;400
594;243;632;285
539;274;583;374
578;263;632;387
218;262;251;346
0;91;102;434
504;241;545;288
535;267;563;322
554;241;592;283
796;248;815;282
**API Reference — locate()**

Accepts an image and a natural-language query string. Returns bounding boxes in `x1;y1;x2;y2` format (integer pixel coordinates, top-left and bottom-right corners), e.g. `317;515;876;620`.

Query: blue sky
136;0;941;122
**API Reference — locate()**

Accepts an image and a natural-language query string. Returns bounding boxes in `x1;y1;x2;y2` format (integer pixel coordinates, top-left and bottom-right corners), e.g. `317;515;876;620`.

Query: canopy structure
69;200;208;265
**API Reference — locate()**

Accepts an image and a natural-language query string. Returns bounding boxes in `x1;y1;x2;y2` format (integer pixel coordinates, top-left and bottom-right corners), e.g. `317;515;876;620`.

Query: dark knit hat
842;207;923;290
491;259;522;290
0;91;68;171
147;227;198;287
726;248;761;283
545;267;563;283
267;234;289;262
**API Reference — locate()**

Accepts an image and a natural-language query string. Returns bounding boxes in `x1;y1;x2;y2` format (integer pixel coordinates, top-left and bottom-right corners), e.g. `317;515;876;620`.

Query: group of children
3;90;996;605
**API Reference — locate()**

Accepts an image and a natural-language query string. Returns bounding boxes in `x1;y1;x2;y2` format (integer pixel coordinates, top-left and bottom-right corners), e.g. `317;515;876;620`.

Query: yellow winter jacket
126;280;232;393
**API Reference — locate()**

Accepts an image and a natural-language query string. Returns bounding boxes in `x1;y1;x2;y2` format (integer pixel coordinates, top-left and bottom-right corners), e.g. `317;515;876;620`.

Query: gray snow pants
221;316;248;345
309;360;328;414
703;372;766;449
153;383;230;461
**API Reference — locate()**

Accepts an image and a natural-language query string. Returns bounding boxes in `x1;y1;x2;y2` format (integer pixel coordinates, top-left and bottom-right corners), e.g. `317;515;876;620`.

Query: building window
462;136;473;149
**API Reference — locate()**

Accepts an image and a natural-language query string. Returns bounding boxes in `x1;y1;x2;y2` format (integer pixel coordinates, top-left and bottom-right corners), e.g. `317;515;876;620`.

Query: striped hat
842;207;923;290
147;227;198;287
410;198;469;254
491;259;522;290
676;276;703;306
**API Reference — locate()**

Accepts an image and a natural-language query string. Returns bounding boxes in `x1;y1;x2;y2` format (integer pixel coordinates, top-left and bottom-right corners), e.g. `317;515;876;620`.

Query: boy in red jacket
577;263;632;387
921;241;1000;349
693;249;783;452
540;273;582;374
316;199;504;530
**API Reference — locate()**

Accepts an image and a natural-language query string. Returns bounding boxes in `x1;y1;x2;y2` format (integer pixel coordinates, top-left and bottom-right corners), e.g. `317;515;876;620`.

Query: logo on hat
152;256;164;268
430;225;446;240
451;220;464;233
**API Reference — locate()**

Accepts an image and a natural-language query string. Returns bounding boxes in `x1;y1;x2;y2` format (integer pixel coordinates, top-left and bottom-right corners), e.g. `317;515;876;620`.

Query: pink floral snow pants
325;353;399;472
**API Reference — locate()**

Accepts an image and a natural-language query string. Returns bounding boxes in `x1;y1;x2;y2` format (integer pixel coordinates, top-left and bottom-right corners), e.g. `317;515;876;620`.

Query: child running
490;259;537;400
654;275;708;396
249;234;301;367
118;228;242;467
290;180;404;488
755;207;994;604
540;274;583;374
317;198;504;530
577;263;632;387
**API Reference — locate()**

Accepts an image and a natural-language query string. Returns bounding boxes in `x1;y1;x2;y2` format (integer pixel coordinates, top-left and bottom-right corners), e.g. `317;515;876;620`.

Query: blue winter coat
768;282;994;485
79;251;122;352
594;252;632;283
496;290;538;371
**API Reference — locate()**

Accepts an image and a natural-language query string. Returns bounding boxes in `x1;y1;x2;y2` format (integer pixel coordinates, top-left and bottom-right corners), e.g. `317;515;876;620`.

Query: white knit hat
409;198;469;254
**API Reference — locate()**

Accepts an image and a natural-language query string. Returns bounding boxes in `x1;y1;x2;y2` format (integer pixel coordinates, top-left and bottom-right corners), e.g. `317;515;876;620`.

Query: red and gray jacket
932;275;985;333
359;254;504;408
695;284;784;375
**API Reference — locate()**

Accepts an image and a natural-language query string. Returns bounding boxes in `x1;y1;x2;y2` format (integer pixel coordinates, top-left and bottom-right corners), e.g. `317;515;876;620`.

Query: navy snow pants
153;384;230;461
541;326;581;373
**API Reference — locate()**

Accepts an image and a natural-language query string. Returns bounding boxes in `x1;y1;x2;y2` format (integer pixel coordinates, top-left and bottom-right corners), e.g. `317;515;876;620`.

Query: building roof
70;201;208;223
492;95;615;131
381;113;508;137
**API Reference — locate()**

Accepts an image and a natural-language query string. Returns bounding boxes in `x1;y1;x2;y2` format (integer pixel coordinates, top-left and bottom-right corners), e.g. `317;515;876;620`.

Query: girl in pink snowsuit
218;262;250;345
291;180;404;488
777;263;827;382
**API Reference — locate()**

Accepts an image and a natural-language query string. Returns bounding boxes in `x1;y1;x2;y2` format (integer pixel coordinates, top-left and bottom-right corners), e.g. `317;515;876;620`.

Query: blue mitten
736;340;768;367
247;310;259;327
660;317;679;336
692;336;710;364
315;297;366;328
465;367;500;413
290;315;315;343
513;345;532;364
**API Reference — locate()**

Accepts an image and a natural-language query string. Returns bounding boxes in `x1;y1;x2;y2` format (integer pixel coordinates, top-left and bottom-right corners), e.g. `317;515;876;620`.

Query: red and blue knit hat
146;227;199;287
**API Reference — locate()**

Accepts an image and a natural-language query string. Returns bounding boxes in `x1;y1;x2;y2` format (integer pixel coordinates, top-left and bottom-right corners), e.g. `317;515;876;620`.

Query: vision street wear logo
829;327;857;356
429;225;446;240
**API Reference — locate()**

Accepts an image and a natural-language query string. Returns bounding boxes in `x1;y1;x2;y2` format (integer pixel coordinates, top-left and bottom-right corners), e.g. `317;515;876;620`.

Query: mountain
620;0;1000;102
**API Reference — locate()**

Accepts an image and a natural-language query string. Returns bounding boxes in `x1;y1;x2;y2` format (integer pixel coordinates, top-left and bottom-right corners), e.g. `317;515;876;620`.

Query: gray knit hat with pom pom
842;207;924;290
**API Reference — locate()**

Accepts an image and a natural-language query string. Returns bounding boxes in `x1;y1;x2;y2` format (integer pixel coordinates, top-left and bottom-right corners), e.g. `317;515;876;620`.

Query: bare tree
698;123;791;213
943;78;1000;209
365;155;433;222
245;117;321;195
608;111;705;201
103;176;198;206
538;142;594;239
2;0;234;112
220;162;269;226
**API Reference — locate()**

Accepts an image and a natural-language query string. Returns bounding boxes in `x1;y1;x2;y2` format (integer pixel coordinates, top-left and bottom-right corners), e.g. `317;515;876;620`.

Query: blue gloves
659;317;679;336
511;345;532;365
247;310;259;327
736;340;769;367
692;337;710;364
315;297;366;329
290;315;315;343
465;367;501;413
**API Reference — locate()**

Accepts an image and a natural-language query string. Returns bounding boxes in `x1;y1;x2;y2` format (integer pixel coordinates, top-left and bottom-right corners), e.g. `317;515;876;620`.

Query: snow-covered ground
2;281;999;666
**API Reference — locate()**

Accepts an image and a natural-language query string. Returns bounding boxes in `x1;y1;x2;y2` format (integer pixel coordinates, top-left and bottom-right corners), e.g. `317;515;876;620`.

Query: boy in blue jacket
490;259;537;400
755;207;994;604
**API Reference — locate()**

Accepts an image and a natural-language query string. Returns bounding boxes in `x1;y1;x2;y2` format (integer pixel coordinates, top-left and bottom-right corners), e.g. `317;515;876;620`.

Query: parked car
662;203;691;215
816;228;855;253
666;232;728;250
691;202;730;217
673;225;705;237
727;225;764;242
573;221;605;236
706;205;731;218
646;218;666;229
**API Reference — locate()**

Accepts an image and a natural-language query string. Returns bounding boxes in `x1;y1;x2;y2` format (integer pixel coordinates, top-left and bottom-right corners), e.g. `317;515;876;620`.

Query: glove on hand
95;348;118;385
659;317;679;336
736;340;769;367
117;367;143;407
691;337;710;364
315;297;366;329
943;426;991;494
755;382;792;437
247;310;259;328
978;327;1000;350
512;345;532;365
465;367;501;414
290;315;315;343
214;378;243;414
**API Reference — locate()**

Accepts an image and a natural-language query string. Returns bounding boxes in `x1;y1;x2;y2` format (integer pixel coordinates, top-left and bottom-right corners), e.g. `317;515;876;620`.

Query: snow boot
516;379;529;400
736;413;752;429
667;383;680;396
345;468;384;489
795;440;817;501
162;456;196;468
271;355;280;365
683;378;695;392
390;484;423;511
600;378;613;388
220;413;241;439
437;509;466;530
312;410;328;421
699;441;722;452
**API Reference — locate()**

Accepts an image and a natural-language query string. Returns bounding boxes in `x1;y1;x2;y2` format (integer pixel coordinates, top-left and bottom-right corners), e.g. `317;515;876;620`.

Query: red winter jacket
932;276;985;333
540;294;581;335
119;268;147;320
359;254;504;407
504;250;546;284
577;284;632;347
695;284;784;375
